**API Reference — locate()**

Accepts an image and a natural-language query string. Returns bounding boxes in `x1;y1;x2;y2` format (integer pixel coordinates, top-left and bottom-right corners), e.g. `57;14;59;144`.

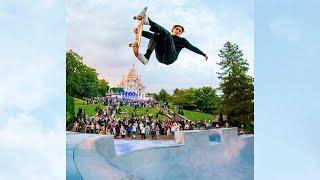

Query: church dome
127;64;138;79
118;64;145;93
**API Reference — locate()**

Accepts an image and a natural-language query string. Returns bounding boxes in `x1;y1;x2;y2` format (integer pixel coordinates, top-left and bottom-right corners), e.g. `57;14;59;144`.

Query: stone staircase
161;108;187;121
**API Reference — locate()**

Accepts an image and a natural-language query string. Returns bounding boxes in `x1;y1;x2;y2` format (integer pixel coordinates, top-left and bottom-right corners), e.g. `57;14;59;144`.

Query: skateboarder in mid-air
135;8;208;65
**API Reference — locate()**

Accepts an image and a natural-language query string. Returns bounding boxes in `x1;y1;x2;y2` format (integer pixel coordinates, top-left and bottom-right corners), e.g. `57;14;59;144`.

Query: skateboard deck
129;7;147;63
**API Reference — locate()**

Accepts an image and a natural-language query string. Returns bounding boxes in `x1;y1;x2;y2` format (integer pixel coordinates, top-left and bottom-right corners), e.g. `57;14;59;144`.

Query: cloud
0;56;61;113
0;113;65;179
67;0;253;93
0;54;65;180
0;0;65;179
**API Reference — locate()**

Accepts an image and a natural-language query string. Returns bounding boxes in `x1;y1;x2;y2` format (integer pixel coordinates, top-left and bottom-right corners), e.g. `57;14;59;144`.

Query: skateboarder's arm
184;39;208;61
184;39;206;56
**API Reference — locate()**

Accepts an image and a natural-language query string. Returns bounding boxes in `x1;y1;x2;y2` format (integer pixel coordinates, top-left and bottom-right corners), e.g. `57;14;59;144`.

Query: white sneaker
138;53;149;65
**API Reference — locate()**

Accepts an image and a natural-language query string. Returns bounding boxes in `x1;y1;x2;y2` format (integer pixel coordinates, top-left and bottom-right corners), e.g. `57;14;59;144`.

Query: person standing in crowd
171;123;176;136
116;123;120;139
121;126;126;139
73;121;79;132
161;121;165;135
184;123;189;130
141;124;146;139
95;122;100;134
90;122;95;134
112;122;116;136
132;122;137;139
103;117;107;134
151;125;156;139
167;125;171;136
205;121;211;130
120;125;125;138
139;121;144;132
145;123;150;139
127;123;132;138
155;125;160;139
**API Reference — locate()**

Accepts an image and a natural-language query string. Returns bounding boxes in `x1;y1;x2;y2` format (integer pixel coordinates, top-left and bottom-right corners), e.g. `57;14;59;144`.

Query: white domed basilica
118;64;146;100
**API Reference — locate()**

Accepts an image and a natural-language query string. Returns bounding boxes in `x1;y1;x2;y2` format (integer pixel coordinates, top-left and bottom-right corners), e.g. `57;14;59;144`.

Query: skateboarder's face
172;27;183;36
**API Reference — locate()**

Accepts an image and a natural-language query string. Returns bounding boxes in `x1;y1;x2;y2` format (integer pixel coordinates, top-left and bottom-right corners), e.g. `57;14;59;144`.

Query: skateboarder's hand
204;54;208;61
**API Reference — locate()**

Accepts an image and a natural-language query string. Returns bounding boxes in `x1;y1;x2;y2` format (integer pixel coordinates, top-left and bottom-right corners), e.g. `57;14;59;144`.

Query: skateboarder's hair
171;25;184;33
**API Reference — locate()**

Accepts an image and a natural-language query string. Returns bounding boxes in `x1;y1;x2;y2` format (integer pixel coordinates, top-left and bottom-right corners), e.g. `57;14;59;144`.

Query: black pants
141;133;146;139
143;18;178;65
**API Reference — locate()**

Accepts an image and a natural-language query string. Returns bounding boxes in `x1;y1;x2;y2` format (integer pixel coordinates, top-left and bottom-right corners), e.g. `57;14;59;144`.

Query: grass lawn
73;97;86;105
160;103;215;122
72;99;213;121
181;109;214;121
73;97;105;117
170;108;214;121
169;104;215;121
117;105;168;120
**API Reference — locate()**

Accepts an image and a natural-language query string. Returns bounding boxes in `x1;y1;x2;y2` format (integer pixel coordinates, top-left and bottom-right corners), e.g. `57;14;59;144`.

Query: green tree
194;87;220;114
66;93;75;129
66;50;109;98
97;79;109;97
156;89;171;104
66;50;83;97
173;88;179;95
217;42;254;130
172;88;197;110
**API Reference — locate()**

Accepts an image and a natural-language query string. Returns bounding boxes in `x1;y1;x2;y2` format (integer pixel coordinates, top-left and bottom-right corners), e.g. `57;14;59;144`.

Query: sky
255;0;320;179
67;0;253;93
0;0;66;179
0;0;320;179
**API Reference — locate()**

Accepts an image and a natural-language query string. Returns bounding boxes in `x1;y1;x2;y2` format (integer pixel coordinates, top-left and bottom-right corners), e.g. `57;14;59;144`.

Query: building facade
117;64;146;100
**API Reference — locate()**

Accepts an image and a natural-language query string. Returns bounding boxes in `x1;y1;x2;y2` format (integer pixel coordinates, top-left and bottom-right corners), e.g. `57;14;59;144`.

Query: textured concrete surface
66;132;93;180
67;128;253;180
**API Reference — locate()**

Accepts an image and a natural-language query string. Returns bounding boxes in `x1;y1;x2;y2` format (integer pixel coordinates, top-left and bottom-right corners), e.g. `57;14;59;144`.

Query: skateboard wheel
134;15;142;20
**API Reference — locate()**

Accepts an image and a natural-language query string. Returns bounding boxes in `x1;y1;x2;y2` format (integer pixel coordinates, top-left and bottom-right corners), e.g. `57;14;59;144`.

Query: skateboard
129;7;148;63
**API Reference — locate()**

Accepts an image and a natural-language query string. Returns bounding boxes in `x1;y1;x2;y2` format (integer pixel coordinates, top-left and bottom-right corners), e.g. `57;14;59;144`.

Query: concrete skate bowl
69;128;253;180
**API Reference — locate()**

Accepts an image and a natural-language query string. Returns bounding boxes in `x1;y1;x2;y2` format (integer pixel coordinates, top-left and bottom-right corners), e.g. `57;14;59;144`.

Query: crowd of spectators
72;97;231;139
